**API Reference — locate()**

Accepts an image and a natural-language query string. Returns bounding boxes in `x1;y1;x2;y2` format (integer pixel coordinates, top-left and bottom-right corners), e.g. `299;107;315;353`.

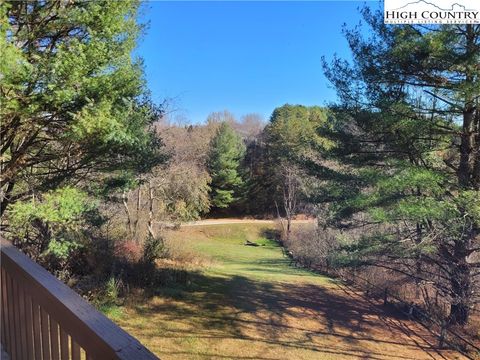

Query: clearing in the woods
109;223;467;360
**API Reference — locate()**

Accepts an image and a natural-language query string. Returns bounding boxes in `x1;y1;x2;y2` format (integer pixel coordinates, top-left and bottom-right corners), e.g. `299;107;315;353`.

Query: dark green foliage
207;122;246;209
267;105;332;162
321;10;480;324
1;0;165;215
142;236;166;265
244;104;331;214
0;1;166;280
7;187;104;276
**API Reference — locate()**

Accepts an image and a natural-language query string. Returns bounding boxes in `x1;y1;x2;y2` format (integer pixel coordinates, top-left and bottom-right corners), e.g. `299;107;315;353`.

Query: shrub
7;187;100;276
284;224;339;270
114;240;143;263
104;276;121;304
142;235;166;265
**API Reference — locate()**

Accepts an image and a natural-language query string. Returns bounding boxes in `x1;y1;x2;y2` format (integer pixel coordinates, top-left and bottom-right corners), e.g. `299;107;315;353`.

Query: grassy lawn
188;223;331;283
108;223;466;360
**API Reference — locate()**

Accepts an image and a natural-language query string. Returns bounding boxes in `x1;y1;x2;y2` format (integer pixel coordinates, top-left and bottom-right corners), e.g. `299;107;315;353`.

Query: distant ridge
392;0;475;11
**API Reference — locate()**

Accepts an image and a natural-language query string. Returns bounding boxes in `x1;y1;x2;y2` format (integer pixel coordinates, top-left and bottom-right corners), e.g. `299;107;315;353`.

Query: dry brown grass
109;224;470;360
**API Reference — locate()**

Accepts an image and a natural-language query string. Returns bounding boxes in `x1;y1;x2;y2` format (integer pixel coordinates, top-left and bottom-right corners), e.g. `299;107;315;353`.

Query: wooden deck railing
0;238;159;360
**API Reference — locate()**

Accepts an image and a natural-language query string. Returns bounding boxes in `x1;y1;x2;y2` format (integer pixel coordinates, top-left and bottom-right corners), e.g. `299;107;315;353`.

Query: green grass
107;223;459;360
98;303;124;320
187;224;334;284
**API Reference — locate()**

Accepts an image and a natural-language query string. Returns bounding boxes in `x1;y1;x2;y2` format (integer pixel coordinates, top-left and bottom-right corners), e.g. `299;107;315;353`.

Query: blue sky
137;1;375;123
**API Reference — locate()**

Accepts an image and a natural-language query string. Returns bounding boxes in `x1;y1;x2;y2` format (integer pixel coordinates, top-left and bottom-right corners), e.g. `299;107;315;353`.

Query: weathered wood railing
0;238;159;360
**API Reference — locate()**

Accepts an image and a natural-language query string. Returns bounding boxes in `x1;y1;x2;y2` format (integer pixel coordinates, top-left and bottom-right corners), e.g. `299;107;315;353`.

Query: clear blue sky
137;1;374;123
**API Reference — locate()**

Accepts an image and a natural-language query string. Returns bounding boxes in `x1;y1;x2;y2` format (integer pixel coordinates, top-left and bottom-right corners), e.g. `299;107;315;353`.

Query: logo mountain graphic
393;0;475;11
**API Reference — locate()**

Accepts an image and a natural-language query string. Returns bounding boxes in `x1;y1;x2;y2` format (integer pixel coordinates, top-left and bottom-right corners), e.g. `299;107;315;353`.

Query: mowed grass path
111;224;466;360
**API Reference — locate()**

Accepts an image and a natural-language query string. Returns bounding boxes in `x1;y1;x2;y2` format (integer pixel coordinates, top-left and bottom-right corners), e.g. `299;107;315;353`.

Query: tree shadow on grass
127;269;452;360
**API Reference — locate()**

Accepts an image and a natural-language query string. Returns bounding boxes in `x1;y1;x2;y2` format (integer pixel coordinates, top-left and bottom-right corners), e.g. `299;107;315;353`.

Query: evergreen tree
267;105;332;162
207;122;245;209
322;10;479;325
0;0;163;216
246;104;331;215
0;0;165;268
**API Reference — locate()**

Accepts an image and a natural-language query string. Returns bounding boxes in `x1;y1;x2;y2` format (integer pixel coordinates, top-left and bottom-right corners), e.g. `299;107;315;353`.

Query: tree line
1;1;478;330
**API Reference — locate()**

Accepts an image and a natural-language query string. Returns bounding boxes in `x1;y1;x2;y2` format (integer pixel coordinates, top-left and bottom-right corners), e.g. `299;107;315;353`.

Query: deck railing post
1;237;159;360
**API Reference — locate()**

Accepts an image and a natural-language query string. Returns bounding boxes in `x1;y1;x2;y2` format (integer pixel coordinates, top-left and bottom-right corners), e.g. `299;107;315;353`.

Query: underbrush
163;234;214;269
73;230;213;316
280;222;480;356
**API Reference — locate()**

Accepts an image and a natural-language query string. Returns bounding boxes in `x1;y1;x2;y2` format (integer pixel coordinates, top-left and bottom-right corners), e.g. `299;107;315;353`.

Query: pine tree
245;104;331;215
1;0;165;268
0;0;163;215
322;11;480;325
207;122;245;209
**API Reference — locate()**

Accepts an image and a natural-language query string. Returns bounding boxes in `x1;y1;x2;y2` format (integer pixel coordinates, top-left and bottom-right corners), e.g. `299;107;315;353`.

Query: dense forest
1;0;478;350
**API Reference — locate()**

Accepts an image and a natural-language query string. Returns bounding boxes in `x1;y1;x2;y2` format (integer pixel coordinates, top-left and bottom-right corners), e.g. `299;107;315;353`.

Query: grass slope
190;224;330;283
109;224;466;360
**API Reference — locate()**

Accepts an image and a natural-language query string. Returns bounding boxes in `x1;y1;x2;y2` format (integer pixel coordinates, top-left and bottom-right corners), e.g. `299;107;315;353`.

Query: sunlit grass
183;223;335;284
98;303;124;320
107;223;462;360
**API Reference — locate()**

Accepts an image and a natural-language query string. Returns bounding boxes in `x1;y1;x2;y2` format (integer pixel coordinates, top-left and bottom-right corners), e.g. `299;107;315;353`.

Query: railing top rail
0;237;159;360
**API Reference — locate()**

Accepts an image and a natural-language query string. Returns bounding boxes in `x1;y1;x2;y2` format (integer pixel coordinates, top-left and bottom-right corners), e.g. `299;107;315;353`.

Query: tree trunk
281;165;298;242
458;106;475;188
122;190;133;237
274;200;287;244
458;25;478;189
448;24;478;325
448;258;471;325
133;186;141;241
447;221;474;325
287;216;291;240
0;181;15;217
147;180;155;238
